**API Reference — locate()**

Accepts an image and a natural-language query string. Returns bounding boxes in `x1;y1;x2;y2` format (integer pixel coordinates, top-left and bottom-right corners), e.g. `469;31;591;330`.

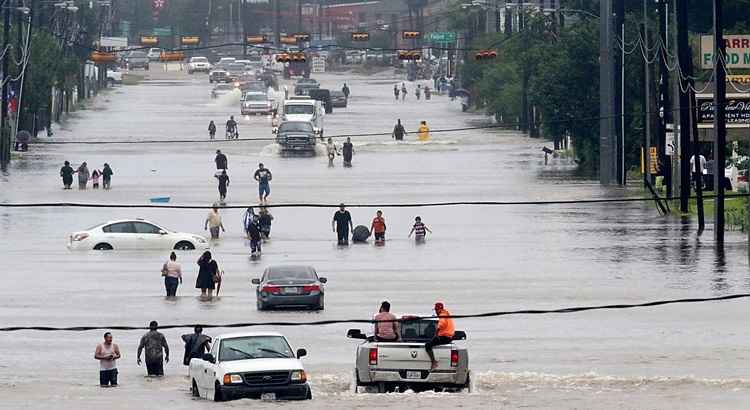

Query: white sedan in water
67;219;208;251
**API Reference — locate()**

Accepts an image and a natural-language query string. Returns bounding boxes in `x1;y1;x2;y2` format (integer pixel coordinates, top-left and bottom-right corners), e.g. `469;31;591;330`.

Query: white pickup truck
347;316;471;393
189;331;312;401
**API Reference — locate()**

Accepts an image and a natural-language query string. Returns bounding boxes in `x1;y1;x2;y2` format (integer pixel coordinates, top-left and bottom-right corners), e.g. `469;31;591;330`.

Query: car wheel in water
465;371;473;393
305;387;312;400
213;382;225;402
257;298;266;311
192;380;200;397
315;295;324;310
93;243;113;251
174;241;195;250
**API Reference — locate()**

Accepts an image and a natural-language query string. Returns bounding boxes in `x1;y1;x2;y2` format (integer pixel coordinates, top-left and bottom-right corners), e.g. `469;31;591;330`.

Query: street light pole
713;0;726;244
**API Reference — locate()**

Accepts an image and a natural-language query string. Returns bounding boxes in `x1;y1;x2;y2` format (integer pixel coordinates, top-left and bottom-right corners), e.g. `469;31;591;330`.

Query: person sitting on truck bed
373;301;399;342
425;302;455;370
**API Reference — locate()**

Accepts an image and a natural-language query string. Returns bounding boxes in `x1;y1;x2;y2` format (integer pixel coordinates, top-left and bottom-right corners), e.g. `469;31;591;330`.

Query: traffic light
474;50;497;61
280;36;297;45
351;32;370;41
397;50;421;61
181;36;200;46
246;35;268;44
89;51;116;63
402;31;421;40
160;51;185;62
276;52;306;63
294;32;311;42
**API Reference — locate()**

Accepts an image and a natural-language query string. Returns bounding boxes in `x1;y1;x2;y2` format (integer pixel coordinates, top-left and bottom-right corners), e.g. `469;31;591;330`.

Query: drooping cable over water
0;194;747;209
1;293;749;332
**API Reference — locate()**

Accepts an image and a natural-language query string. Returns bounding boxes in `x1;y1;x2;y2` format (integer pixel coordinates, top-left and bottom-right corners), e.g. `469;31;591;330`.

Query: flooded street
2;69;750;409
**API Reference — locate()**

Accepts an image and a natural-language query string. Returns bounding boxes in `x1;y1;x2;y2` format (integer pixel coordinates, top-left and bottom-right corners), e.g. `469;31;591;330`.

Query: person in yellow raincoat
417;120;430;141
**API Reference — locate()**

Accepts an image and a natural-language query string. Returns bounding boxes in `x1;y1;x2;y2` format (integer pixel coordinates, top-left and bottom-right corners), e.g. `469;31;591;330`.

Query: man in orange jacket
425;302;455;369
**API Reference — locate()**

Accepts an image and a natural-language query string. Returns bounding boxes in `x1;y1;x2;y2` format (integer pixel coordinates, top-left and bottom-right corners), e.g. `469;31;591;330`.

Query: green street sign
153;27;172;36
429;32;456;42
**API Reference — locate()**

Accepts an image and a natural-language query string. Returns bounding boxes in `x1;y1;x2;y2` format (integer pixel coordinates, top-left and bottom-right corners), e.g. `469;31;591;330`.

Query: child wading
409;216;432;242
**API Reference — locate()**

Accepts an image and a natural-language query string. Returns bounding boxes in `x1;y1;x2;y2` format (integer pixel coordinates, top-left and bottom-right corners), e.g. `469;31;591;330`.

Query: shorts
100;369;118;386
258;183;270;197
250;239;262;253
374;232;385;241
210;226;220;239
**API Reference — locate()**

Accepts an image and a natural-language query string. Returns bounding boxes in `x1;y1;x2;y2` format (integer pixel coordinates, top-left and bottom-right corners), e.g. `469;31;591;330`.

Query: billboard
701;35;750;69
695;93;750;128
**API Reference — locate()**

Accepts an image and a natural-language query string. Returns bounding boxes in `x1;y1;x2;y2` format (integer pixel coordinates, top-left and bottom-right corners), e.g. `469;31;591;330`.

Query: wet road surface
1;68;750;409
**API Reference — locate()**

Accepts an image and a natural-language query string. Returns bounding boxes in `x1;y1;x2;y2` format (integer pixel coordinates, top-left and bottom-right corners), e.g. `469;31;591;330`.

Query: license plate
261;393;276;400
282;287;299;295
406;371;422;379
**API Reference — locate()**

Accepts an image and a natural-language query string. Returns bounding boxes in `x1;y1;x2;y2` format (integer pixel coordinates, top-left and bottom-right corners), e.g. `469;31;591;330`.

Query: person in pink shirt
373;301;399;342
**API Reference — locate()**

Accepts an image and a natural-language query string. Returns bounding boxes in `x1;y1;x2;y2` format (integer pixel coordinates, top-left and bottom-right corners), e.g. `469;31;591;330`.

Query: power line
1;193;747;209
2;292;748;332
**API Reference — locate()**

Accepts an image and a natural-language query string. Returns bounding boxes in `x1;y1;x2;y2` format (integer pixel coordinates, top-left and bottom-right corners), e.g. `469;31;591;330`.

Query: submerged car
273;121;317;154
212;83;236;99
209;69;230;83
252;265;326;310
67;219;208;251
189;331;312;401
188;56;211;73
331;90;348;108
123;50;149;70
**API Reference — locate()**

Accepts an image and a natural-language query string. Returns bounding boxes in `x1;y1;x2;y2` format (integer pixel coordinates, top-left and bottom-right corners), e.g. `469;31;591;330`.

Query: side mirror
251;278;260;285
203;353;216;363
158;230;167;235
296;348;307;358
347;329;366;339
319;277;327;283
453;330;467;341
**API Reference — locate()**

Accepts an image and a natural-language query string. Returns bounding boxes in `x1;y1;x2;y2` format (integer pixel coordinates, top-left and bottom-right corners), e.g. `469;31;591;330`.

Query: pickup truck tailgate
374;343;453;370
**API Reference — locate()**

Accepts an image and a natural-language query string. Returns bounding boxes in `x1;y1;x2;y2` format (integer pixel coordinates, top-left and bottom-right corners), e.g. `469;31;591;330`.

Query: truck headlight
223;374;243;385
290;370;307;383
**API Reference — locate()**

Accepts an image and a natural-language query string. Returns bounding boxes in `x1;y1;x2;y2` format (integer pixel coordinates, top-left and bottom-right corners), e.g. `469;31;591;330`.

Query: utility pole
274;0;280;45
713;0;726;244
657;0;672;197
241;0;247;56
297;0;302;33
642;0;651;188
676;0;691;212
614;0;624;185
1;1;11;171
599;0;616;185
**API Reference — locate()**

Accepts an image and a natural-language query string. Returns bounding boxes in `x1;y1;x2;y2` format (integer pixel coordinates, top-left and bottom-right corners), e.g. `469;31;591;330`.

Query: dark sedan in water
252;265;326;310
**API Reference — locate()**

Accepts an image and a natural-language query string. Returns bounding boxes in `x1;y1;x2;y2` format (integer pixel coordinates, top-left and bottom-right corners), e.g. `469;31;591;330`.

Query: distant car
212;83;236;99
189;331;312;401
67;219;208;251
331;90;347;108
252;265;327;310
239;80;267;94
241;92;273;115
296;78;319;86
106;68;122;85
274;120;317;153
308;89;333;114
188;56;211;74
226;63;247;81
209;69;229;83
123;50;149;70
146;47;163;61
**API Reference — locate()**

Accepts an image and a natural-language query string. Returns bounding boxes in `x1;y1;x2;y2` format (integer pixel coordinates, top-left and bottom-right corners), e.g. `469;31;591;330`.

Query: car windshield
400;319;437;341
285;105;313;115
244;93;266;101
279;122;313;133
130;51;147;58
228;63;245;71
219;336;294;362
331;91;344;97
191;57;207;63
215;84;233;91
267;266;315;280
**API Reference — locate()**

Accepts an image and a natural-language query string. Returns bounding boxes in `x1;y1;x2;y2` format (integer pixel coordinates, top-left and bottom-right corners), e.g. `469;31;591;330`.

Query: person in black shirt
342;137;354;167
392;119;406;141
214;150;228;170
253;163;272;204
60;160;74;189
208;121;216;139
225;116;237;139
342;83;350;99
332;203;353;245
215;170;230;202
247;215;262;257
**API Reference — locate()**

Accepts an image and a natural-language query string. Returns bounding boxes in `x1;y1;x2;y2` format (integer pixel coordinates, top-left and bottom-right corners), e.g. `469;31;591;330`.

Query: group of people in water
394;82;432;101
59;161;113;190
